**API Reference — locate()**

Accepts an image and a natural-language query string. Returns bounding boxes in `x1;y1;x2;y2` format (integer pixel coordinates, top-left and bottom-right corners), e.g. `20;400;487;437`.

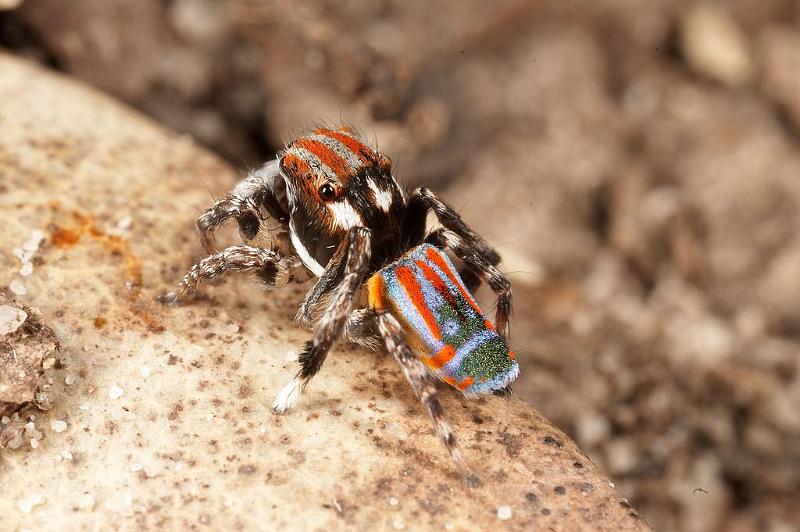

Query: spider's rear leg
375;311;479;486
160;245;295;304
197;167;288;253
408;187;501;265
272;227;372;414
426;227;512;341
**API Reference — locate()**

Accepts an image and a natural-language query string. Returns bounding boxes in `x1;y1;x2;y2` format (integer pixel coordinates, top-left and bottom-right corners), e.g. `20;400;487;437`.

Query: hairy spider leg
160;246;296;304
272;227;372;413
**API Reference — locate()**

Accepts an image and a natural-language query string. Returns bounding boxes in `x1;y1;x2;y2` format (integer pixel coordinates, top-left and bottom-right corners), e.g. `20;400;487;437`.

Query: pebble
497;505;513;520
389;496;399;507
19;261;33;276
9;279;27;296
108;385;124;399
77;493;96;511
50;420;68;433
0;304;27;335
18;494;46;514
681;3;753;86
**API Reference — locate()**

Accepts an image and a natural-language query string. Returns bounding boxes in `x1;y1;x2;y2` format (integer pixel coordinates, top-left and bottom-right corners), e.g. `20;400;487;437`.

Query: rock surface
0;55;647;530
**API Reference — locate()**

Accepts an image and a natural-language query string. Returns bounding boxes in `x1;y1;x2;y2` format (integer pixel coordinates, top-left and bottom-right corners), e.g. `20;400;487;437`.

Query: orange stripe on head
396;266;441;341
281;153;310;177
294;138;352;181
316;128;373;166
425;345;455;369
425;247;482;314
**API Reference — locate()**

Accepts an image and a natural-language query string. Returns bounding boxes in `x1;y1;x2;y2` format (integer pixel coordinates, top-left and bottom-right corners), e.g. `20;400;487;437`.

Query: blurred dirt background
1;1;799;530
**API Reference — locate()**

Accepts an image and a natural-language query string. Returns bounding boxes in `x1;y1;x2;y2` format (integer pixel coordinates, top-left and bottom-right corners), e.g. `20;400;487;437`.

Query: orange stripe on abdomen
425;247;482;314
396;266;442;341
425;345;455;369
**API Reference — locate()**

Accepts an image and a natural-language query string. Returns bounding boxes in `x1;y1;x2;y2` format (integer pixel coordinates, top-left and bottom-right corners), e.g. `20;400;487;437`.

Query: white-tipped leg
272;375;304;414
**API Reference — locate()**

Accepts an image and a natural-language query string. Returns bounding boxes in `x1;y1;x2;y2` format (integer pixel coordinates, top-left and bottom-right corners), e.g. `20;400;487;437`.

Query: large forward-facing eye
318;183;337;201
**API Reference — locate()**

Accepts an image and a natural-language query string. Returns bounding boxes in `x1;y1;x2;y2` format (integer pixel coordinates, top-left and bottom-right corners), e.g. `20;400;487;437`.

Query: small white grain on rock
284;349;297;361
77;493;96;511
65;374;77;385
140;366;151;378
116;216;132;230
392;517;405;530
61;449;73;461
108;385;124;399
79;403;90;411
130;463;143;472
50;420;68;433
497;505;513;520
681;2;753;86
144;463;162;478
388;497;399;507
225;323;240;334
9;279;27;296
18;494;46;514
1;416;10;424
0;304;27;335
19;261;33;276
30;438;39;449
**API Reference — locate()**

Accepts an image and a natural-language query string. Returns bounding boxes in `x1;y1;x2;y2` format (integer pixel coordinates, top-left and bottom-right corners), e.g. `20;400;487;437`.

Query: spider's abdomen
367;244;518;395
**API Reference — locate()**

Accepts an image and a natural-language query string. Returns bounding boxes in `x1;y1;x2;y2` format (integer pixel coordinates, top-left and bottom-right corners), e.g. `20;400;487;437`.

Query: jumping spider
163;125;518;484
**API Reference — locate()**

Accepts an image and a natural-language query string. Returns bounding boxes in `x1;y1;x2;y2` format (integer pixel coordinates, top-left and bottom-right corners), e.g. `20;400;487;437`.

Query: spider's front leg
375;311;479;486
197;161;289;253
272;227;372;413
160;245;297;304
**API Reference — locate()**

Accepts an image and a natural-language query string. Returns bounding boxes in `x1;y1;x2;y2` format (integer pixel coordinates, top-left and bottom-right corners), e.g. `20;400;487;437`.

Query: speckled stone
0;54;650;531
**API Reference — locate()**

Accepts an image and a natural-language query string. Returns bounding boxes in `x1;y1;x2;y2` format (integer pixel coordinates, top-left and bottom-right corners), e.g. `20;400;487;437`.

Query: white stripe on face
328;200;363;230
367;178;394;212
290;220;325;277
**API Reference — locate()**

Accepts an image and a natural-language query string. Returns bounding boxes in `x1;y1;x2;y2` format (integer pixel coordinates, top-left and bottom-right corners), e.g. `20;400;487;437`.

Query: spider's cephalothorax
163;125;516;485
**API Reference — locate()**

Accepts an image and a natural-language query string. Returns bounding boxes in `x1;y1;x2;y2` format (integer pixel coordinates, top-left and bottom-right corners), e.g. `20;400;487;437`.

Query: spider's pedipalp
197;161;289;253
272;226;372;414
375;310;478;486
160;245;293;304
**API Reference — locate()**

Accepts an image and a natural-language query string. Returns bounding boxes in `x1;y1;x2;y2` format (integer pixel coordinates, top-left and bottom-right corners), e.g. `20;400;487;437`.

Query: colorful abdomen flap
368;244;518;395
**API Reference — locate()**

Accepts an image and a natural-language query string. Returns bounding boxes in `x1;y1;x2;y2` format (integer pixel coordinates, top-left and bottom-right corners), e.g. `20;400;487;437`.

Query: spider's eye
318;183;337;201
